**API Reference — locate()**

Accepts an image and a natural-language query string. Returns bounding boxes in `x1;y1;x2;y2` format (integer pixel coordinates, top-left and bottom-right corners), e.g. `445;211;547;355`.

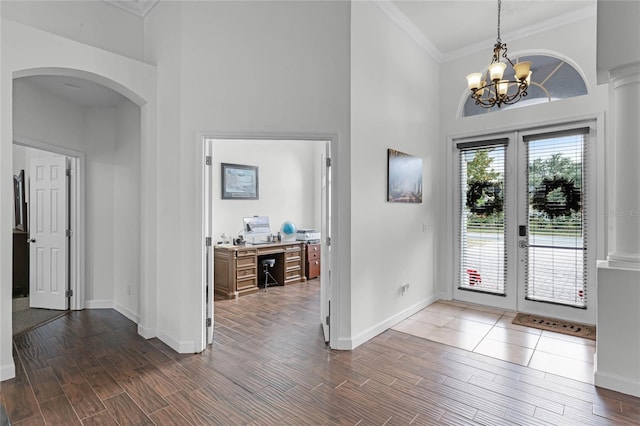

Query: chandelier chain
496;0;502;42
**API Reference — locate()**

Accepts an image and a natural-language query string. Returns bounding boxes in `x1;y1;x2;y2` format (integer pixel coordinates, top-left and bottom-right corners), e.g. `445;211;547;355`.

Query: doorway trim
198;131;339;352
13;136;85;311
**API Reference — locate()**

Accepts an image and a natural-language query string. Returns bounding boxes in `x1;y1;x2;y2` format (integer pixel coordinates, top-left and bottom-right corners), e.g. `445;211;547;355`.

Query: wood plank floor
2;279;640;425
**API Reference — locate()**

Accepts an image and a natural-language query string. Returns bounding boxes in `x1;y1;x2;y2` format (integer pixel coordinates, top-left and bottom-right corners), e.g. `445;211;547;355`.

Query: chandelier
466;0;532;108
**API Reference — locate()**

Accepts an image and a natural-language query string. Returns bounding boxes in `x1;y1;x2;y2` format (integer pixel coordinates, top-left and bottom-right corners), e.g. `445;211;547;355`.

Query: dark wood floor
2;279;640;425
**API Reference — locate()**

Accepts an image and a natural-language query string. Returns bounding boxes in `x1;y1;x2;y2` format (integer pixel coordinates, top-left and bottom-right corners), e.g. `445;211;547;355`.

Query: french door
454;123;596;324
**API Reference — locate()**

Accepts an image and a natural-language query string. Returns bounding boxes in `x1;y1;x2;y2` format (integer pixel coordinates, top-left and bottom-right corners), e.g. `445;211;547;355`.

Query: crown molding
441;3;597;63
372;0;445;63
373;1;596;65
105;0;159;18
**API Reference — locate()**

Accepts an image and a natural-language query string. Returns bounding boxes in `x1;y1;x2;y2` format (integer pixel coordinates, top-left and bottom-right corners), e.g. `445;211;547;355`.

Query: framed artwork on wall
387;149;423;203
221;163;259;200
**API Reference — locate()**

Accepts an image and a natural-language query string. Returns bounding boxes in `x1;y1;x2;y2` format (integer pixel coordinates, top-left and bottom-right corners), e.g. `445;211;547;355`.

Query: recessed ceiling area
18;75;128;108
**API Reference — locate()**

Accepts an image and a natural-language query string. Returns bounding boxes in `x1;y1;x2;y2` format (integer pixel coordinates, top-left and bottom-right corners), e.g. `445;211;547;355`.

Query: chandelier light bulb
497;80;509;96
466;73;483;90
489;62;507;81
514;61;532;81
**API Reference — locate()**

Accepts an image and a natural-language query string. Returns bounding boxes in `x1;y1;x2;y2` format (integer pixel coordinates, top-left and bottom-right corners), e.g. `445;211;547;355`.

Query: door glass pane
459;145;506;295
526;131;587;307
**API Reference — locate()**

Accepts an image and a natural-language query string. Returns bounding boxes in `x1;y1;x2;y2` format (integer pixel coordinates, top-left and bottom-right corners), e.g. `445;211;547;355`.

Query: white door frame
13;136;85;311
199;132;338;351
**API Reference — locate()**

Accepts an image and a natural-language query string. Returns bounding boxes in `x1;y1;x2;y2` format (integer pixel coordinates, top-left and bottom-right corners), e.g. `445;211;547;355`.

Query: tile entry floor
392;300;596;384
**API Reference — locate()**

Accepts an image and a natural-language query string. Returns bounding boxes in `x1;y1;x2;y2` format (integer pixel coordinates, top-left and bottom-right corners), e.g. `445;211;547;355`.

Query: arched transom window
462;54;588;117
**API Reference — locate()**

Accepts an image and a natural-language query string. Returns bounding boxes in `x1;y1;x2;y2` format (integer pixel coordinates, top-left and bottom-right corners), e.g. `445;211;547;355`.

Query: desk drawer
237;277;257;292
284;268;301;283
237;256;256;268
307;259;320;279
284;250;301;262
237;248;257;257
236;268;255;280
307;251;320;261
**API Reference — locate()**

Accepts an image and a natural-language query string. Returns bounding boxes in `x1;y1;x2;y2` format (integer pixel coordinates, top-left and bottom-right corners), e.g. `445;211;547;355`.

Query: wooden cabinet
214;242;305;299
305;243;321;280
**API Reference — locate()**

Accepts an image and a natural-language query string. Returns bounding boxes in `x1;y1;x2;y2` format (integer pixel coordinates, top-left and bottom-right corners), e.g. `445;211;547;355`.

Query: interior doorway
202;136;334;349
11;142;83;335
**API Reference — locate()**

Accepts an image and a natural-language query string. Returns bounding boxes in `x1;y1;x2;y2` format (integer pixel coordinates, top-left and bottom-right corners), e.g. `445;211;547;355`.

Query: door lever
27;238;36;243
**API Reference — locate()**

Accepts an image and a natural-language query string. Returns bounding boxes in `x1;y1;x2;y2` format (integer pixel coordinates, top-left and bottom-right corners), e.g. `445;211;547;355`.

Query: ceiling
22;0;596;108
387;0;596;62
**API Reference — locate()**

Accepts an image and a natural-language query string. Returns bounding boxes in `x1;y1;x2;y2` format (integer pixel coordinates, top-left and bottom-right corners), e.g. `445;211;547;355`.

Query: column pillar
595;62;640;397
608;63;640;267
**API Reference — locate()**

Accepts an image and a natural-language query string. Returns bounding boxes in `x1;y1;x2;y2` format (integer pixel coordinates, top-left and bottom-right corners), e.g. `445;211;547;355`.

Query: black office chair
261;258;279;291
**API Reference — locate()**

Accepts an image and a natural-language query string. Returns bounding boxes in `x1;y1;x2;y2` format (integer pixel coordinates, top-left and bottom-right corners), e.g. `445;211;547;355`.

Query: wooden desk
214;241;306;299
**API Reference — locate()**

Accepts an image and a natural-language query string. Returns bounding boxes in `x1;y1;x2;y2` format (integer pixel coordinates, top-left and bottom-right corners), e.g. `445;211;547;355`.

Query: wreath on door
531;177;581;218
466;180;503;216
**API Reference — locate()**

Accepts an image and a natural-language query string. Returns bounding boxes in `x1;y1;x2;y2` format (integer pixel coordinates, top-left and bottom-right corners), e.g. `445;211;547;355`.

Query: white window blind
458;140;507;295
524;128;589;307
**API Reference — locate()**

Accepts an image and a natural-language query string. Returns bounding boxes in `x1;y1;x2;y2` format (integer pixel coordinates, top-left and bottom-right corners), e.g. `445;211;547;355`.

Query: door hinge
66;229;73;237
205;237;212;247
326;157;332;167
206;317;212;327
205;156;212;166
326;236;331;247
65;289;73;297
325;315;330;326
66;168;72;177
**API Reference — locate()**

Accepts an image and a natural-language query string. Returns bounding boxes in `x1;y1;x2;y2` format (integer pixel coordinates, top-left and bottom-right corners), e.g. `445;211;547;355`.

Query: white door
29;156;69;310
454;123;596;324
516;125;596;324
320;143;332;342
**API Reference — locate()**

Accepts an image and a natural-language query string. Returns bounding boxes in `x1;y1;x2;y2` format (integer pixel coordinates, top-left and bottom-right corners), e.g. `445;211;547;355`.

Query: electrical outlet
422;222;428;232
401;283;410;296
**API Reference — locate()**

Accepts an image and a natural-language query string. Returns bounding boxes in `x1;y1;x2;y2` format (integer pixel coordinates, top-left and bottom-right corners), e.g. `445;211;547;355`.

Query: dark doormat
512;313;596;340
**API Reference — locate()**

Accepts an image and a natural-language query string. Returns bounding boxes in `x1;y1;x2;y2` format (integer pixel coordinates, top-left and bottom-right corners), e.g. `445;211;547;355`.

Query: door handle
519;240;527;248
27;238;36;243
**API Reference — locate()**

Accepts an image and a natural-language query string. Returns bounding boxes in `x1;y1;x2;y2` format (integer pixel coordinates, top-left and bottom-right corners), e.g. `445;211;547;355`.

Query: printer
296;229;321;244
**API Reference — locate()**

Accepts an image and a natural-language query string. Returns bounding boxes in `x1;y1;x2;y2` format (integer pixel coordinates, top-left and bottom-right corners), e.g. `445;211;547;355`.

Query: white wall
596;0;640;83
83;106;116;305
145;0;351;351
212;139;322;242
0;0;145;62
437;16;608;301
350;2;440;344
113;101;141;321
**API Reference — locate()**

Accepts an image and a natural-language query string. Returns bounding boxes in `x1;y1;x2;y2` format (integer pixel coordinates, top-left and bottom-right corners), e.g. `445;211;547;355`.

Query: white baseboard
85;299;112;309
114;304;140;324
594;369;640;397
157;329;196;354
347;295;439;350
0;362;16;381
138;324;156;339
